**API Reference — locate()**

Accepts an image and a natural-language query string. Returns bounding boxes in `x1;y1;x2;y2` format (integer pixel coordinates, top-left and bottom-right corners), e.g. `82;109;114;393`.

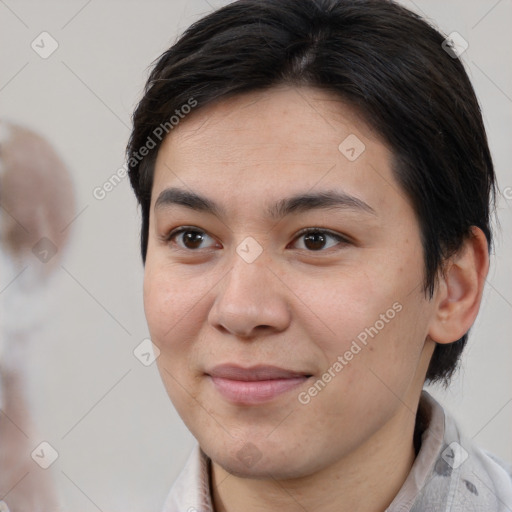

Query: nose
207;252;291;339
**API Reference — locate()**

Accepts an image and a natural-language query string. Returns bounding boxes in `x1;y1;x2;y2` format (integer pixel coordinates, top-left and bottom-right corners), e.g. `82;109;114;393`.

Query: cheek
291;266;393;348
294;258;428;373
143;263;208;409
143;262;203;348
142;259;224;380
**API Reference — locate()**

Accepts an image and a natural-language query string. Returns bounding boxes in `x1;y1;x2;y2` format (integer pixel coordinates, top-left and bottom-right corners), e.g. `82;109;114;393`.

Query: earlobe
428;227;489;344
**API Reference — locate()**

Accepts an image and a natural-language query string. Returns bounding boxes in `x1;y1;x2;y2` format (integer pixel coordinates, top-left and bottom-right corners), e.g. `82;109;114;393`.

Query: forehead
151;86;406;220
160;86;380;160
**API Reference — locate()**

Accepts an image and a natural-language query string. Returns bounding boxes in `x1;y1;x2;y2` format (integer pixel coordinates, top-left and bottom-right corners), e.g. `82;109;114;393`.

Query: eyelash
162;226;351;252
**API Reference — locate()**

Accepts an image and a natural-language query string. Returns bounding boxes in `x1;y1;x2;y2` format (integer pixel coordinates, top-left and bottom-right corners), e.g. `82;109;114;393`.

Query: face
144;86;437;479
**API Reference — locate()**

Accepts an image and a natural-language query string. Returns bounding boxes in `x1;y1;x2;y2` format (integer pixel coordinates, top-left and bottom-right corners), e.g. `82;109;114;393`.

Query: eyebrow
154;187;376;220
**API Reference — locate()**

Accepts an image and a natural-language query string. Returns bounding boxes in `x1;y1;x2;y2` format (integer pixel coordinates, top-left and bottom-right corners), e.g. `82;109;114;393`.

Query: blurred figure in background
0;120;74;512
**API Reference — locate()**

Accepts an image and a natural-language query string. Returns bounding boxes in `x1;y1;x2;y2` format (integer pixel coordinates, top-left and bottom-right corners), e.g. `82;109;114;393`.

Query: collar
161;390;512;512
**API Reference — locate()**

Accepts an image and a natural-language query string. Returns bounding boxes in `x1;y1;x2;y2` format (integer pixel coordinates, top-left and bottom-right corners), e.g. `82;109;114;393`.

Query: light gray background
1;0;511;510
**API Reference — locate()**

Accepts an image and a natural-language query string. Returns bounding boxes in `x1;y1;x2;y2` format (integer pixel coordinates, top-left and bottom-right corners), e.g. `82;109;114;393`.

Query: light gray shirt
161;391;512;512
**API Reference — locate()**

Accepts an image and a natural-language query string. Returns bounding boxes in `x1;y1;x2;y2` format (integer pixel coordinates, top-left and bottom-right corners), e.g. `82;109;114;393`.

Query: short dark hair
127;0;496;384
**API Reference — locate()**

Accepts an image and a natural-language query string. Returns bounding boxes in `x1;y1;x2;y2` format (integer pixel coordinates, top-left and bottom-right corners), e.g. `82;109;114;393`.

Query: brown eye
180;230;206;249
166;227;219;250
292;229;349;251
304;231;328;251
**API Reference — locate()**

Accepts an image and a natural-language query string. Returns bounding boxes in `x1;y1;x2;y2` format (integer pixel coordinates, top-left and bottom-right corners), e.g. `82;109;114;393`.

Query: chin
206;439;319;481
216;455;307;480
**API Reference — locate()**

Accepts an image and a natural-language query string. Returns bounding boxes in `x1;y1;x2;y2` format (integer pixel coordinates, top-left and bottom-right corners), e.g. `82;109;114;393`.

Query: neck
211;400;420;512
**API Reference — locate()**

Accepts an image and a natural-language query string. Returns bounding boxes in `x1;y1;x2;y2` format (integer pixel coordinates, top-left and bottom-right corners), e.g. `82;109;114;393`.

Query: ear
428;226;490;344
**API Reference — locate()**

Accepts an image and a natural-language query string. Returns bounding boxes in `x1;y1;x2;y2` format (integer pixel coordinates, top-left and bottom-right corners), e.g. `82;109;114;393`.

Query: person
126;0;512;510
0;120;74;511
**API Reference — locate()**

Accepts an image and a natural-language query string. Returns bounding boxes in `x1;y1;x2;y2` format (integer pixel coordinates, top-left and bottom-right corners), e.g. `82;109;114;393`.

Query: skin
143;85;489;512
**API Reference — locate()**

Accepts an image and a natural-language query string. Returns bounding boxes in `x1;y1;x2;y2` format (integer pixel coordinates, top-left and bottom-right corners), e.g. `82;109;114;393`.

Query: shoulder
414;392;512;511
161;444;213;512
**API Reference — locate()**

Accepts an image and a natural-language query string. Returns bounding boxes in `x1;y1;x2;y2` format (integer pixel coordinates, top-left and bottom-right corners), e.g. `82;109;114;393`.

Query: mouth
206;364;312;405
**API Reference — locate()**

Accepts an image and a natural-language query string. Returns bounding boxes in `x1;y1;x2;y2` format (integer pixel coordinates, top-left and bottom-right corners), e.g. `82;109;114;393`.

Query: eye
164;226;220;251
290;228;350;251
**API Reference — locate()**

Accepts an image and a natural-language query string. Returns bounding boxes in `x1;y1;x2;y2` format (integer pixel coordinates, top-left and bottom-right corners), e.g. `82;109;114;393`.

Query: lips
206;364;311;404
